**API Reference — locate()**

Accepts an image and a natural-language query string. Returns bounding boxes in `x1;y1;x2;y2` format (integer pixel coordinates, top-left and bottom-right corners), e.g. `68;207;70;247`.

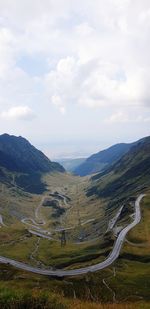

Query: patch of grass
0;285;150;308
37;238;112;268
0;287;68;309
15;172;47;194
124;193;150;256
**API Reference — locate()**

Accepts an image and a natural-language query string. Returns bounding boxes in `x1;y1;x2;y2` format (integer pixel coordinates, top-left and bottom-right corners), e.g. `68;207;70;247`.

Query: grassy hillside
0;193;149;308
0;134;65;194
74;142;134;176
0;137;150;308
0;134;65;174
87;137;150;204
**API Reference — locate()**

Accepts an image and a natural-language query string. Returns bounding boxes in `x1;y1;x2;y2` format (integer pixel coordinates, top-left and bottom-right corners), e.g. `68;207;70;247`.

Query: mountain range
87;136;150;203
0;134;65;193
74;142;134;176
0;133;149;199
0;134;64;173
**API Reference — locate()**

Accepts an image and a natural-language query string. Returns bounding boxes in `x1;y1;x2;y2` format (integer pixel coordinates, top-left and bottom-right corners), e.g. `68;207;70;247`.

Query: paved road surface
28;230;52;240
0;194;145;277
0;214;5;227
107;205;124;232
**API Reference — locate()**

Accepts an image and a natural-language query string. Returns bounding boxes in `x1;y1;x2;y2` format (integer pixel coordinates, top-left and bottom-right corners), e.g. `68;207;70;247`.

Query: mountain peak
74;142;134;176
88;135;150;201
0;133;65;174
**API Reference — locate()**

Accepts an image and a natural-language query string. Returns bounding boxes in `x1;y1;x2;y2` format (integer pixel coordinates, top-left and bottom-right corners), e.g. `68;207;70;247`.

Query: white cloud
51;95;66;114
75;22;94;36
1;0;150;112
104;111;130;123
136;115;150;123
0;0;149;152
0;106;35;120
139;9;150;24
56;57;76;75
0;27;16;78
45;57;150;111
104;111;150;124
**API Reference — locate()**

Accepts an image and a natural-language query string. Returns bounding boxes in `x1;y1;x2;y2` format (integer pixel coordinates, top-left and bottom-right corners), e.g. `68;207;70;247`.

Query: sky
0;0;150;159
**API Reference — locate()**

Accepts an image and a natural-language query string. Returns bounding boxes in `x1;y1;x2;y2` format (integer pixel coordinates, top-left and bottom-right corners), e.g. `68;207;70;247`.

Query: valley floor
0;172;150;306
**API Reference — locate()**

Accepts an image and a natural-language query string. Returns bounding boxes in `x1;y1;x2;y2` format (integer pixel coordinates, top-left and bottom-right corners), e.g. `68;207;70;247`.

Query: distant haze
41;141;105;160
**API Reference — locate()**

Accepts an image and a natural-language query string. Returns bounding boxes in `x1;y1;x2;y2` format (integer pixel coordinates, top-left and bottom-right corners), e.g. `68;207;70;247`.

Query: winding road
0;194;145;277
107;205;124;232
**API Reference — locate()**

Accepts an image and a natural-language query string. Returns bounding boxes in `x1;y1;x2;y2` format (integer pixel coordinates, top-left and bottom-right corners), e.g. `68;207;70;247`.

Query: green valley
0;134;150;308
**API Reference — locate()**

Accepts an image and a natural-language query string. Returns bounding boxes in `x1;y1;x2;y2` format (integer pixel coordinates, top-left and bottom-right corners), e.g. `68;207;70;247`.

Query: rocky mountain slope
87;136;150;202
0;134;65;193
0;134;65;173
74;142;134;176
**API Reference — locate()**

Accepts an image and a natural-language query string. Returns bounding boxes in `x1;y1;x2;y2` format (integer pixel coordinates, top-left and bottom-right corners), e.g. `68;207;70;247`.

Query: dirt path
102;278;116;302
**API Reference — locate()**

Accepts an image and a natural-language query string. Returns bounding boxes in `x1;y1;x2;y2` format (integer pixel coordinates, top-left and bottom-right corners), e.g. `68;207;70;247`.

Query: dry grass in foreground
71;300;150;309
